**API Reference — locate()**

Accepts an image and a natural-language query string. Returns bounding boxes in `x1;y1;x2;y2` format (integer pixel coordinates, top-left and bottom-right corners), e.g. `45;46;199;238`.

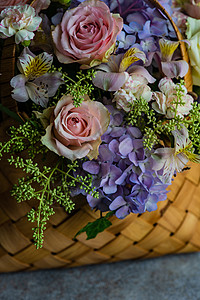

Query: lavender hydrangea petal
115;165;134;185
138;172;154;190
103;184;117;194
129;172;140;184
109;139;119;155
99;144;114;163
119;137;133;156
109;196;127;210
145;194;159;211
82;161;100;174
115;206;130;219
127;127;142;138
101;162;111;178
110;127;126;137
131;184;148;204
87;193;111;212
128;152;139;166
124;22;142;34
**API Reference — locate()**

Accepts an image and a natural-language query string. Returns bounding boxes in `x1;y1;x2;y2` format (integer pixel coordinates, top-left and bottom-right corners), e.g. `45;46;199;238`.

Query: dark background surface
0;252;200;300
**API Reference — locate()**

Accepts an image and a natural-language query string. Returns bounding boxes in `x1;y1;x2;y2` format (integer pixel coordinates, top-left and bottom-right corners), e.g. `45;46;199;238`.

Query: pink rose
52;0;123;67
0;0;26;12
31;0;50;14
37;95;110;161
0;0;50;13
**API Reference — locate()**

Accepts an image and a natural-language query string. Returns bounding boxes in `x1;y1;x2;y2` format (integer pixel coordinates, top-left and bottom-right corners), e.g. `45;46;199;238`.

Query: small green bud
21;40;31;47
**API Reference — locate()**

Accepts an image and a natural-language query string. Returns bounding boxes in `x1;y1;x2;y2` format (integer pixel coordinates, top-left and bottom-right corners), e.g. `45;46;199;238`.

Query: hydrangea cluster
112;0;176;64
81;102;169;219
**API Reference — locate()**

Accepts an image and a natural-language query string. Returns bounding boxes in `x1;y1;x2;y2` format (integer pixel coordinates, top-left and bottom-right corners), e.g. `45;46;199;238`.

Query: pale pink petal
161;60;189;78
31;0;51;13
54;95;74;117
41;123;60;155
10;74;29;102
26;82;48;107
34;107;54;129
33;72;64;97
128;65;156;83
52;0;123;66
92;71;129;91
56;141;92;161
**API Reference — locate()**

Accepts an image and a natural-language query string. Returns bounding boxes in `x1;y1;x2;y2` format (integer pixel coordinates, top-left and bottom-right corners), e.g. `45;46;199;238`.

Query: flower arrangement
0;0;200;249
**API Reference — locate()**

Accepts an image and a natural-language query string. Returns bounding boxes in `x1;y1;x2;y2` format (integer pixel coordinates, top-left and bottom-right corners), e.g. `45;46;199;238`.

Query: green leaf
74;215;113;240
0;104;24;123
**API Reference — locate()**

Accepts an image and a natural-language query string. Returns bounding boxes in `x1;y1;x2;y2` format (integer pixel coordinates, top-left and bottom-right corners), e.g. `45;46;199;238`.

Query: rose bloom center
81;23;96;34
66;115;87;135
77;18;100;36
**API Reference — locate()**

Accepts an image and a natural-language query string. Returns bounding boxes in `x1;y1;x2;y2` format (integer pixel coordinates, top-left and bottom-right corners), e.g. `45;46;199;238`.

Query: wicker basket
0;0;200;273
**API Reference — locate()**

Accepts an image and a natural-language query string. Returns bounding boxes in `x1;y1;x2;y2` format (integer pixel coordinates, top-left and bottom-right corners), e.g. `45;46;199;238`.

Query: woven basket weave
0;0;200;273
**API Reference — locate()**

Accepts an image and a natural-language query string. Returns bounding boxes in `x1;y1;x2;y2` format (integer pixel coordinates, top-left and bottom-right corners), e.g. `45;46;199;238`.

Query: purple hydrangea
79;101;170;219
114;0;176;67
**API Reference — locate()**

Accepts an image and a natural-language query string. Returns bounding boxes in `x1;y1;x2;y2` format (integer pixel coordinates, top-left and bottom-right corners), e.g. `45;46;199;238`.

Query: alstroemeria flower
152;126;200;183
152;77;193;118
10;48;63;107
92;47;155;91
158;38;189;78
0;5;42;44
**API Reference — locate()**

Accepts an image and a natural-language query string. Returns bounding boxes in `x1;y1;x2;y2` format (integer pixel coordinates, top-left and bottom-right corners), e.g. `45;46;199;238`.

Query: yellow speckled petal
185;151;200;163
20;52;53;80
119;48;146;72
159;38;179;62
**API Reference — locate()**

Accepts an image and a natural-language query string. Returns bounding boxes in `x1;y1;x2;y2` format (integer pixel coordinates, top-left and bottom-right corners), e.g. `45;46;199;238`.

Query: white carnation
0;5;42;44
113;74;152;112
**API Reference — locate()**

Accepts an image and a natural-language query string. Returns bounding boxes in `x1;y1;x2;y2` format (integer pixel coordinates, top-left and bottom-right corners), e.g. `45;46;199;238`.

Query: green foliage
0;117;46;159
127;97;156;129
0;104;24;123
7;156;99;249
0;118;99;248
186;102;200;153
74;211;114;240
127;81;200;151
51;66;96;107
